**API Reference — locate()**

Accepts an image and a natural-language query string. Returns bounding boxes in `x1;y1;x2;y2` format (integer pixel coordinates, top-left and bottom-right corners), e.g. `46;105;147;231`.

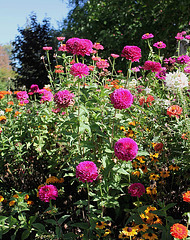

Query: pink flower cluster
143;61;161;72
121;46;141;62
38;185;58;202
96;59;110;70
54;90;75;109
114;138;138;161
76;161;99;183
110;88;133;110
155;67;167;80
142;33;154;39
70;63;89;78
184;65;190;73
153;41;166;49
128;183;145;198
16;91;29;100
93;42;104;50
38;89;53;102
177;55;190;64
66;38;93;56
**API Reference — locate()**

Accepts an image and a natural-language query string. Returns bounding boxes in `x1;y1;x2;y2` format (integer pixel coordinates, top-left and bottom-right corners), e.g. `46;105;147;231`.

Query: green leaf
44;219;57;225
32;223;47;233
21;230;31;240
58;215;70;225
70;222;89;229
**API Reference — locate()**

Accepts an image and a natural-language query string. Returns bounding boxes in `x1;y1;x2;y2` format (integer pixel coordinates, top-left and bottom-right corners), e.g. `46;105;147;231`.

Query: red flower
121;46;141;62
170;223;188;239
128;183;145;198
153;143;163;152
143;61;161;72
139;95;154;107
167;105;182;118
182;191;190;202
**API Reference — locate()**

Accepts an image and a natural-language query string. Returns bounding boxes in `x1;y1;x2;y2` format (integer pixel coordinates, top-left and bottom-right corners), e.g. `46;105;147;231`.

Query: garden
0;32;190;240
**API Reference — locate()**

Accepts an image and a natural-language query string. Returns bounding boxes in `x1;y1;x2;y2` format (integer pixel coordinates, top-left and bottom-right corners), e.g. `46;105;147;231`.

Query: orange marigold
167;105;182;118
182;191;190;203
170;223;188;239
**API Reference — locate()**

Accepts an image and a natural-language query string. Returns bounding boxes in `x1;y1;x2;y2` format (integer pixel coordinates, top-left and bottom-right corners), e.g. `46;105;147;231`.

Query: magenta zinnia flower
93;42;104;50
43;47;52;51
110;88;133;110
143;61;161;72
76;161;99;183
70;63;89;78
114;138;138;161
142;33;154;39
175;33;184;40
96;59;110;70
177;55;190;64
121;46;141;62
128;183;145;198
184;65;190;73
16;91;29;100
30;84;39;93
38;185;58;202
66;38;93;56
54;90;75;109
153;41;166;49
38;89;53;102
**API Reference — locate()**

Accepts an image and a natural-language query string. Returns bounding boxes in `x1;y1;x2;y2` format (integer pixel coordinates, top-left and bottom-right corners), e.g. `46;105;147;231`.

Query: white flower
0;110;5;116
165;71;189;90
144;87;152;94
128;79;137;88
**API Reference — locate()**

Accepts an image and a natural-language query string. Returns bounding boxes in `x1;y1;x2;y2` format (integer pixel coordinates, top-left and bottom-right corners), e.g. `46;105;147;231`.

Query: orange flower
0;195;4;202
14;111;21;117
167;105;182;118
170;223;188;239
160;170;170;178
27;200;34;205
9;200;16;206
5;108;13;112
182;191;190;202
0;94;4;99
0;116;6;123
7;101;14;105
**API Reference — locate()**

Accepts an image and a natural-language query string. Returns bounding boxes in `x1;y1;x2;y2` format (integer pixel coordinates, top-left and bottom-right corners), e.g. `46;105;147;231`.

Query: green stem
125;61;132;88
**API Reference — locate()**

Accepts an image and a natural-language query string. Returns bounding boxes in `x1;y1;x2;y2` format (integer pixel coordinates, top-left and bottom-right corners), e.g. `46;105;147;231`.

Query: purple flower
155;67;167;80
128;183;145;198
70;63;89;78
114;138;138;161
66;38;93;56
121;46;141;62
76;161;99;183
38;185;58;202
54;90;75;109
110;88;133;110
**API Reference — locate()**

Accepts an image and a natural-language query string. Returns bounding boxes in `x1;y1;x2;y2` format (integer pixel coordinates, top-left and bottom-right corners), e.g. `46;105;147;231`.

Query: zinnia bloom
38;185;58;203
128;183;145;198
142;33;154;39
185;35;190;40
43;47;52;50
175;33;184;40
54;90;75;109
30;84;39;93
76;161;98;183
165;71;189;89
57;37;65;41
38;89;53;102
70;63;89;78
16;91;29;100
96;59;110;70
114;138;138;161
66;38;93;56
182;191;190;202
153;41;166;49
170;223;188;239
121;45;141;62
167;105;182;118
143;61;161;72
58;44;67;52
177;55;190;64
184;65;190;73
93;42;104;50
110;88;133;110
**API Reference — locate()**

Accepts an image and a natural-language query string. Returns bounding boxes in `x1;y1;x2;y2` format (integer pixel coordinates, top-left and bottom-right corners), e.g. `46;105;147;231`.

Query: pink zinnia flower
121;46;141;62
70;63;89;78
177;55;190;64
184;65;190;73
114;138;138;161
76;161;99;183
43;47;52;51
153;41;166;49
58;44;67;52
111;54;120;58
57;37;65;41
155;67;167;80
128;183;145;198
143;61;161;72
93;42;104;50
164;57;176;65
38;185;58;203
175;33;184;40
30;84;39;93
110;88;133;110
54;90;75;109
92;56;101;61
96;59;110;70
66;38;93;56
38;89;53;102
185;35;190;40
142;33;154;39
16;91;29;100
131;67;140;72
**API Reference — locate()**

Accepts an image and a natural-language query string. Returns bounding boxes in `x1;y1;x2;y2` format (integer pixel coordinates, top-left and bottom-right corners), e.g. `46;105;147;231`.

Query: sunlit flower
43;46;52;51
110;88;133;110
135;224;148;232
128;183;145;198
0;116;6;123
114;138;138;161
0;195;4;202
9;200;16;206
70;63;89;78
184;65;190;73
38;185;58;203
177;55;190;64
142;232;158;239
96;59;110;70
146;187;157;196
167;105;182;118
7;101;14;105
54;90;75;109
58;44;67;51
57;37;65;41
149;174;160;181
122;226;138;237
27;200;34;205
38;89;53;102
111;54;120;58
182;191;190;202
136;156;145;163
93;42;104;50
131;170;141;177
5;108;12;112
170;223;188;239
142;33;154;39
66;38;93;56
153;41;166;49
165;71;189;89
121;45;141;62
95;221;107;229
76;161;98;183
103;229;111;237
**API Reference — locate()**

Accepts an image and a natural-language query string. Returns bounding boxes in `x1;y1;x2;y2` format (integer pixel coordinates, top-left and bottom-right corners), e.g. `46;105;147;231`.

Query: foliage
0;32;190;240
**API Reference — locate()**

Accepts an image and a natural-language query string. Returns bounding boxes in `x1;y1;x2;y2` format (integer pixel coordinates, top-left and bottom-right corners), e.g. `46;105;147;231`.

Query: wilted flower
165;71;189;89
70;63;89;78
121;46;141;62
38;185;58;203
114;138;138;161
110;88;133;109
170;223;188;239
128;183;145;198
54;90;75;109
153;41;166;49
142;33;154;39
76;161;98;183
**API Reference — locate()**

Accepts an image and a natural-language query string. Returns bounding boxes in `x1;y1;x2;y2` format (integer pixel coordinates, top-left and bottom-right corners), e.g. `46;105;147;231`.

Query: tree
11;13;58;90
63;0;190;63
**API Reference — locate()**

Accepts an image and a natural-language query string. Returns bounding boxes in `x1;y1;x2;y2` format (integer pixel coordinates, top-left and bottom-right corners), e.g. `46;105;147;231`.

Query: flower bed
0;32;190;240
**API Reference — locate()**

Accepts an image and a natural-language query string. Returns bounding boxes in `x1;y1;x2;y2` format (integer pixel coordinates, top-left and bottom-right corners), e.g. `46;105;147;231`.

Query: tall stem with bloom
177;40;181;56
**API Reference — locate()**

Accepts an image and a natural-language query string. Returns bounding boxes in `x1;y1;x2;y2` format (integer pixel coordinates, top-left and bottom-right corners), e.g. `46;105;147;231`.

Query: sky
0;0;71;45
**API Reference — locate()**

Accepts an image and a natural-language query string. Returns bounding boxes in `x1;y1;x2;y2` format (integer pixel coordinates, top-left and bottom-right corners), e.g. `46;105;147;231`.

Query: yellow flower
13;194;19;199
0;195;4;202
27;200;34;205
24;194;29;200
103;229;111;237
134;224;148;232
142;232;158;239
5;108;13;112
144;206;157;215
95;221;107;229
9;200;16;206
131;170;141;177
160;170;170;178
146;187;157;196
125;128;135;138
122;226;138;237
136;156;145;163
120;126;126;132
149;174;160;181
0;116;6;123
169;164;179;171
128;121;136;126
